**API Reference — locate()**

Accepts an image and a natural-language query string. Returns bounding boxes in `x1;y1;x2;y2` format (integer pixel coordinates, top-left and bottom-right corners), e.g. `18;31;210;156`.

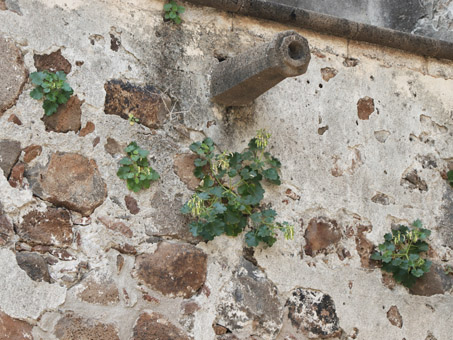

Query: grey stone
409;263;453;296
439;184;453;249
211;30;310;106
0;139;21;178
16;251;51;282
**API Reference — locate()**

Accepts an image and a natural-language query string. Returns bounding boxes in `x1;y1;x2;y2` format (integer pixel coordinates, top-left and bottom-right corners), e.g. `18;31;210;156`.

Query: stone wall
0;0;452;339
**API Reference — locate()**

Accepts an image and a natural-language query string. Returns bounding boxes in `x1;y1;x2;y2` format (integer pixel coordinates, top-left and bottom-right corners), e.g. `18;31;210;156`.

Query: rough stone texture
409;264;453;296
0;35;27;115
23;145;42;163
18;208;73;247
174;153;201;190
0;311;33;340
357;96;375;120
41;96;82;133
104;137;123;156
132;312;191;340
439;185;453;249
387;306;403;328
321;67;338;82
304;217;342;256
0;139;21;177
355;224;376;269
401;169;428;192
8;162;24;188
371;192;394;205
34;49;72;74
98;216;133;237
0;213;14;245
54;314;120;340
27;152;107;216
134;242;207;298
77;275;119;305
124;195;140;214
8;113;22;125
216;259;282;338
104;80;170;129
284;288;341;338
16;251;51;282
78;121;95;137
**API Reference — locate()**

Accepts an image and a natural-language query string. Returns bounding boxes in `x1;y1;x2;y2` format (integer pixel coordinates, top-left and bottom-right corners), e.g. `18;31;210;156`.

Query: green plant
447;170;453;187
444;265;453;276
30;70;73;116
371;220;432;288
117;142;160;192
128;113;140;126
163;0;185;24
181;130;294;247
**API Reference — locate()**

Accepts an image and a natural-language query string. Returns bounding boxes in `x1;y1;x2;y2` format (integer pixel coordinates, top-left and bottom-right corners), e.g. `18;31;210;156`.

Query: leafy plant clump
30;71;73;116
371;220;432;288
447;170;453;187
117;142;160;192
164;0;185;24
181;130;294;248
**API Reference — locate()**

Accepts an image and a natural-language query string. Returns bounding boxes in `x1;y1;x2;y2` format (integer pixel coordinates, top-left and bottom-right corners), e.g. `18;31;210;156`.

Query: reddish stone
321;67;338;82
357;97;375;120
23;145;42;163
78;121;95;137
0;311;34;340
34;49;72;74
285;188;300;201
111;243;137;255
41;96;82;133
132;312;191;340
77;276;119;305
125;195;140;214
98;216;133;238
214;324;228;335
116;254;124;273
173;153;201;190
18;208;73;247
387;306;403;328
104;137;122;156
0;1;6;10
304;217;342;256
181;301;201;315
92;136;100;147
354;225;376;269
134;242;207;298
8;114;22;125
54;314;119;340
8;162;24;188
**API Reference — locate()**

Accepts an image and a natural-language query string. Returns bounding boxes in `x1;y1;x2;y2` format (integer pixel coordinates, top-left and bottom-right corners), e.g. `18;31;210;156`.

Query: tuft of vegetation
163;0;185;24
181;130;294;248
371;220;432;288
117;142;160;192
128;113;140;126
30;70;73;116
447;170;453;187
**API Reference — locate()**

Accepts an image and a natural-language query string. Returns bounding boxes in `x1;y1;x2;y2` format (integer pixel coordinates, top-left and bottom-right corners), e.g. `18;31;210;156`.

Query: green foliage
370;220;432;288
128;113;140;126
181;130;294;247
29;71;73;116
447;170;453;188
444;265;453;276
117;142;160;192
163;1;185;24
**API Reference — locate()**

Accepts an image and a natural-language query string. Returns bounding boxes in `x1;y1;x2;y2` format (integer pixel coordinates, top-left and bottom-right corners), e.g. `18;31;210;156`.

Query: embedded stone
98;216;133;238
0;139;21;177
34;49;72;74
27;152;107;216
0;213;14;246
0;311;34;340
77;275;119;305
104;137;123;156
304;217;342;256
216;259;282;338
8;162;24;188
104;80;170;129
321;67;338;82
18;208;73;247
284;288;341;338
16;251;51;282
41;96;82;133
371;192;394;205
8;114;22;125
409;263;453;296
357;96;375;120
387;306;403;328
125;195;140;214
54;314;119;340
355;224;376;269
401;169;428;192
174;153;201;190
0;1;5;10
134;242;207;298
78;121;95;137
0;35;27;115
23;145;42;163
132;312;191;340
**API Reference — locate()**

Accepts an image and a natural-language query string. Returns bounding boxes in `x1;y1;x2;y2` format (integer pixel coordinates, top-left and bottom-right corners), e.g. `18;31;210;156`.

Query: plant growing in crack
181;130;294;247
447;170;453;188
371;219;432;288
163;0;185;24
30;70;73;116
117;142;160;192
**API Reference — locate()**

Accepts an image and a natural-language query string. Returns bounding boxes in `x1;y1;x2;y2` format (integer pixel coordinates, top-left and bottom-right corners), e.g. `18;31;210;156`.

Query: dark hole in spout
288;41;304;60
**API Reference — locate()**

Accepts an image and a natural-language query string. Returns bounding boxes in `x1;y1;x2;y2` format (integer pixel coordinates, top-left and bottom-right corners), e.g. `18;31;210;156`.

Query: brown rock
8;114;22;125
23;145;42;163
387;306;403;328
98;216;133;238
34;49;72;74
0;139;21;177
213;324;228;335
92;136;100;147
78;121;95;137
18;208;73;247
54;314;119;340
77;276;119;305
0;214;14;246
116;254;124;273
357;96;375;120
41;96;82;133
0;35;27;115
182;301;201;315
355;225;376;269
401;169;428;192
134;242;207;298
132;312;191;340
0;1;6;10
409;263;453;296
0;311;34;340
16;251;51;282
321;67;338;82
111;243;137;255
104;137;122;156
8;162;24;188
27;152;107;216
371;192;394;205
104;80;170;129
124;195;140;214
174;153;201;190
304;217;342;256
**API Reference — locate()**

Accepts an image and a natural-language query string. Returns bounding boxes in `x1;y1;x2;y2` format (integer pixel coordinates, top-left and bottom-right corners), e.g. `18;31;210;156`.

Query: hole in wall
214;52;227;62
288;41;304;60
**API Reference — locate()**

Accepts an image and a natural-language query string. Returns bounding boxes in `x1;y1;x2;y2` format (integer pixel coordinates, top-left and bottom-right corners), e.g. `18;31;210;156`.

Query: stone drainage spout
211;30;310;106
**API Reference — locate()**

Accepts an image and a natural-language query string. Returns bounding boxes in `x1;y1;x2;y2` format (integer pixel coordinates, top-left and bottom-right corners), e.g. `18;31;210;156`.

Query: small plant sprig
371;220;432;288
128;113;140;126
30;71;73;116
447;170;453;188
117;142;160;192
163;0;185;24
181;130;294;248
